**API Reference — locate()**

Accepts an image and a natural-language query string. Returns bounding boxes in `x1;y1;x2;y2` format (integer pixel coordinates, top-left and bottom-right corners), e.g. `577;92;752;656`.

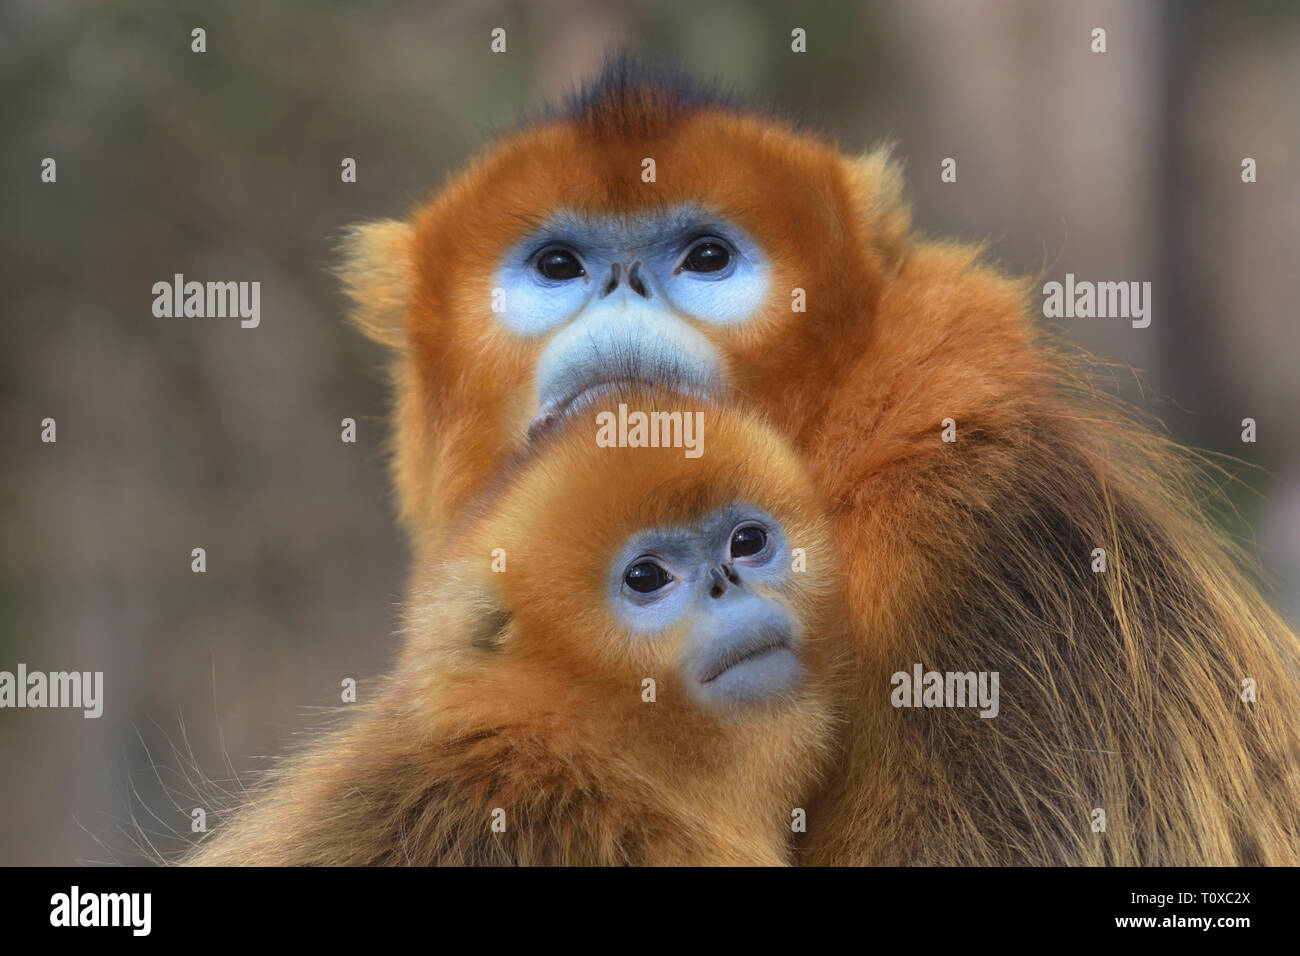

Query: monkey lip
528;378;710;443
698;634;794;685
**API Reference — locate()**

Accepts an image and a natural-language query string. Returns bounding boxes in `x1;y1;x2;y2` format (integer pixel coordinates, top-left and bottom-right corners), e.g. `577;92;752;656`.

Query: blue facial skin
607;503;803;711
493;205;770;338
496;206;771;435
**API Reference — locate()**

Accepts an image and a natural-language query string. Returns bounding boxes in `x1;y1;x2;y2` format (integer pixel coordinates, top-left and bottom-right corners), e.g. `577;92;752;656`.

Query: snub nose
626;261;652;299
708;564;740;599
708;566;727;598
601;262;621;298
598;261;653;300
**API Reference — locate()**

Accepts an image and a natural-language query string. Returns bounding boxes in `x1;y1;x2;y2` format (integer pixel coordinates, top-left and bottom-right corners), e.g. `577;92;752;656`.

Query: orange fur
188;393;847;865
341;99;885;557
339;63;1300;865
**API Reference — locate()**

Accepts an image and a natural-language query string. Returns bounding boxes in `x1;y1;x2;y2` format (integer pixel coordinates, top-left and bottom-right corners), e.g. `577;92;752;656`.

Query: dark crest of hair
548;52;743;136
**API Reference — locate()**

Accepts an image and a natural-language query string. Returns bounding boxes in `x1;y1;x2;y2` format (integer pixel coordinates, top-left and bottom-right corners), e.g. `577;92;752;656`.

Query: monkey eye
679;238;732;274
624;559;673;594
537;247;585;281
730;524;767;559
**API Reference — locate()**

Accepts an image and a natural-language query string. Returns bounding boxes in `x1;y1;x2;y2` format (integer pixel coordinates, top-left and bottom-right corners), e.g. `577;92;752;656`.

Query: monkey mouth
689;630;802;710
698;633;794;686
527;377;712;444
530;326;725;444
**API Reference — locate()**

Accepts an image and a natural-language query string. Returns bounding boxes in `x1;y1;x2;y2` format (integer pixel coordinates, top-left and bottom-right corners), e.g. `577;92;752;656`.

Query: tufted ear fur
401;559;518;669
337;220;415;349
468;604;513;651
845;144;912;273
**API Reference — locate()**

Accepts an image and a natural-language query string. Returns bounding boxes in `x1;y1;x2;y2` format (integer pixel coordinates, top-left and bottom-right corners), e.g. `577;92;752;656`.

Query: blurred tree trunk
1156;0;1219;447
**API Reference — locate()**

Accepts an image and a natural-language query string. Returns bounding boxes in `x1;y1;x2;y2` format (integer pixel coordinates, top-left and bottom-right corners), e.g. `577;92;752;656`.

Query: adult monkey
343;57;1300;865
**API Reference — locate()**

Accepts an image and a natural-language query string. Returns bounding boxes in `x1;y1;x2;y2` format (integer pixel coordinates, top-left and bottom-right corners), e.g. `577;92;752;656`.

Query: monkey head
608;496;807;710
401;388;846;727
342;59;909;554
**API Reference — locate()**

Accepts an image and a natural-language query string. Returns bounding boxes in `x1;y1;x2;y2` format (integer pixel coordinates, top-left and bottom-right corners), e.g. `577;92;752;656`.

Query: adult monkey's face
344;69;905;554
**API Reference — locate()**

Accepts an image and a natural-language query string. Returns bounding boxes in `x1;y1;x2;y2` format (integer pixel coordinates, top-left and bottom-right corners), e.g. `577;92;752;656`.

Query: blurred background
2;0;1298;864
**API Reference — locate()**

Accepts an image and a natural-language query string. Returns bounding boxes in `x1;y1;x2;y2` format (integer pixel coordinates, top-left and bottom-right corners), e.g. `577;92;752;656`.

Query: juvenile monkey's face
449;396;842;718
608;501;804;710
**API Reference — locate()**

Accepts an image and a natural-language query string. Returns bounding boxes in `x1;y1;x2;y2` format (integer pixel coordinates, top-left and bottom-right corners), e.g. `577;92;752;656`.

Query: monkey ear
406;565;515;657
337;220;415;349
469;606;514;651
453;571;514;651
845;144;912;272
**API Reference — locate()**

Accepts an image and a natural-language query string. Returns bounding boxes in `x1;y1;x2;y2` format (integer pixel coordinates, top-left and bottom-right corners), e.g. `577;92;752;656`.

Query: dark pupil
625;560;671;593
731;526;766;558
683;241;730;273
539;249;583;280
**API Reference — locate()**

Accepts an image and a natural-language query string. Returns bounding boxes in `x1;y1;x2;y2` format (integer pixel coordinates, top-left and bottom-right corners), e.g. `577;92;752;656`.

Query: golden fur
335;63;1300;865
187;393;847;865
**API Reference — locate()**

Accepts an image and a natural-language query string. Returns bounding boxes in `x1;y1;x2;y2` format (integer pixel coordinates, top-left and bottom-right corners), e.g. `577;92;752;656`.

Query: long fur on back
796;236;1300;865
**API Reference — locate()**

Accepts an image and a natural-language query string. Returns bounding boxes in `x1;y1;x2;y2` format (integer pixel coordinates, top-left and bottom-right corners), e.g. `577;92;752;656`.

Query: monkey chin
684;634;804;712
527;378;715;445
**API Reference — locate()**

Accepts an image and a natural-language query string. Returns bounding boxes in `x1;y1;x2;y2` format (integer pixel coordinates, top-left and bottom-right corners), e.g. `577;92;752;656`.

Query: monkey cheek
686;646;803;711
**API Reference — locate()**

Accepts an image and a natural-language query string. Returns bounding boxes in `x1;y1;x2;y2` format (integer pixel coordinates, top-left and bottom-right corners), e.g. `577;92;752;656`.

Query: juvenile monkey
188;390;846;865
341;57;1300;865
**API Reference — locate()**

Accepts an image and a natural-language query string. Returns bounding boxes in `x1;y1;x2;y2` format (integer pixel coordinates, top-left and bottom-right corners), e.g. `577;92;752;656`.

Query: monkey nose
626;261;652;299
708;565;728;599
708;563;741;599
598;261;654;301
600;262;622;298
